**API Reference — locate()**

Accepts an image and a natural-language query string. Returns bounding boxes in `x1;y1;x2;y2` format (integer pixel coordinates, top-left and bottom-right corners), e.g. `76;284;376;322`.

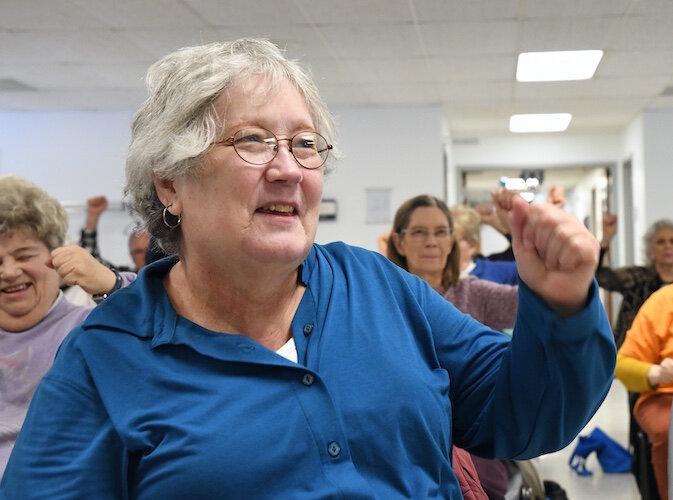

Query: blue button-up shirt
1;242;616;499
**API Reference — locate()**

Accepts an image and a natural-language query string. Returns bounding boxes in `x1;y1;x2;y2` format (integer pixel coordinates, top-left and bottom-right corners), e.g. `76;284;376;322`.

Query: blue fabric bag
568;427;632;476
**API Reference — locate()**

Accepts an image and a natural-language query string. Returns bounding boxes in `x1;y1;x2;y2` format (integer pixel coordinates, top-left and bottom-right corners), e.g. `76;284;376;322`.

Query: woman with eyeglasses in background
387;195;518;333
2;39;615;499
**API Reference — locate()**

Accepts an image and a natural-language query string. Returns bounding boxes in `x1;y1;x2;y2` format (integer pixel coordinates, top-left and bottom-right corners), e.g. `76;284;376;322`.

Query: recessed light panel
516;50;603;82
509;113;572;133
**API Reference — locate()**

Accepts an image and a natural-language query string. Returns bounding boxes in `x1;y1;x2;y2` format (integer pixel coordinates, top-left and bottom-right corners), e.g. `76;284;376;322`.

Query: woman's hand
508;195;599;317
601;213;617;248
51;245;116;295
377;230;391;255
647;358;673;388
85;195;108;231
488;189;518;236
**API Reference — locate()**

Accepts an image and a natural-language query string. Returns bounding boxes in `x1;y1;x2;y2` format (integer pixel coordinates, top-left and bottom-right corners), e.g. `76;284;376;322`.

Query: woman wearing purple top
388;195;518;332
0;175;133;475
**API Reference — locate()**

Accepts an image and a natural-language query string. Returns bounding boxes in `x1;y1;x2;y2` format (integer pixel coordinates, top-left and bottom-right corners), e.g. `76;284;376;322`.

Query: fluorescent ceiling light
516;50;603;82
509;113;572;133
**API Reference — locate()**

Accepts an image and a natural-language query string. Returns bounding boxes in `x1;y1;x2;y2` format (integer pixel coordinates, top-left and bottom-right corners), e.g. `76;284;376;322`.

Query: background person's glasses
401;227;452;242
216;126;332;169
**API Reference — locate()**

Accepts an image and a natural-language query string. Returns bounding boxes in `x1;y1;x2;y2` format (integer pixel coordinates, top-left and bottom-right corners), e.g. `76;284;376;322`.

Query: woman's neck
164;254;305;350
413;270;443;290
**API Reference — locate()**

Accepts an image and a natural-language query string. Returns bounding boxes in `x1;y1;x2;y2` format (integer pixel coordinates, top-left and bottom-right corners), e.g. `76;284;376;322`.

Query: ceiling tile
519;18;616;51
421;21;519;56
629;0;673;16
413;0;520;22
319;23;422;59
68;0;207;28
598;50;673;77
611;16;673;50
0;0;108;29
183;0;309;27
296;0;413;24
522;0;632;19
0;30;152;65
428;54;515;82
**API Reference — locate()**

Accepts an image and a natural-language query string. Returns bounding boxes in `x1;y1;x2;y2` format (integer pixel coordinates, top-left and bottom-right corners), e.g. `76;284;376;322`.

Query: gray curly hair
125;38;337;255
0;175;68;250
644;218;673;265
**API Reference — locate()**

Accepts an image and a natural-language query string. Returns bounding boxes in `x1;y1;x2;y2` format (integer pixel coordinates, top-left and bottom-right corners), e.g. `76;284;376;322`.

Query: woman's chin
243;238;311;266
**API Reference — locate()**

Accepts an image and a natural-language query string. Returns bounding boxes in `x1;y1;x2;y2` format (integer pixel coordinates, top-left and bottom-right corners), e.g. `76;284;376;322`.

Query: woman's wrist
93;270;123;303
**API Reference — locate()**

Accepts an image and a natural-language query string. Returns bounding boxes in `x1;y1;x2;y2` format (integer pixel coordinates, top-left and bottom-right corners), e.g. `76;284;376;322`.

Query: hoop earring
162;206;181;229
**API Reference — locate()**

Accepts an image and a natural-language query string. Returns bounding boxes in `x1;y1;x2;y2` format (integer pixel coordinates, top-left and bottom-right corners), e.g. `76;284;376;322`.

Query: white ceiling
2;0;673;136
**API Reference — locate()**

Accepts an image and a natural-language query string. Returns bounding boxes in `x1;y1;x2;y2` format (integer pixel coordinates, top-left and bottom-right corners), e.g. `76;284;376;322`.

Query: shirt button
327;441;341;458
303;323;314;335
302;373;315;386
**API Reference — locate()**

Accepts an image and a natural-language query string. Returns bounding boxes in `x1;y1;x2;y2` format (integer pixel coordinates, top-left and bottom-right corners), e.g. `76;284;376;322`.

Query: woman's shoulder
641;283;673;312
47;294;94;328
313;241;402;273
79;261;173;339
310;242;431;295
460;275;516;293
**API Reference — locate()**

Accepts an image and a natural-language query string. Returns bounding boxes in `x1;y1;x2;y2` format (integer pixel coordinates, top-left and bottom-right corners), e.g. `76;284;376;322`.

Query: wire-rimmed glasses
401;227;453;242
216;126;332;169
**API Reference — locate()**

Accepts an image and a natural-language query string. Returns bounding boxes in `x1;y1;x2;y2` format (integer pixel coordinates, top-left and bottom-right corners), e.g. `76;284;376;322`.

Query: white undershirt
460;260;476;279
275;337;298;363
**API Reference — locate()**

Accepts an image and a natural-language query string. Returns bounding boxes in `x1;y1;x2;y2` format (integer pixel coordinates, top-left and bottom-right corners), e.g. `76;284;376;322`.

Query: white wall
621;109;673;265
0;111;137;268
316;105;445;250
0;104;445;264
642;110;673;225
622;114;646;264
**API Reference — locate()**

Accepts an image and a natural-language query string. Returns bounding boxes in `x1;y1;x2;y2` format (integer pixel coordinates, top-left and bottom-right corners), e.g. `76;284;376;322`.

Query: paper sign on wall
365;188;391;224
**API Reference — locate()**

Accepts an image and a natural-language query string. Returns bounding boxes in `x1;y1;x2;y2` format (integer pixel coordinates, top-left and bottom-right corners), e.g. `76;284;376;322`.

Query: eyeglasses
401;227;452;242
216;126;332;170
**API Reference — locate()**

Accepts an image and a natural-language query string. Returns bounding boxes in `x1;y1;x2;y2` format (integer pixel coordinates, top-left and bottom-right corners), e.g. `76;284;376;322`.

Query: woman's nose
0;260;21;280
266;142;303;183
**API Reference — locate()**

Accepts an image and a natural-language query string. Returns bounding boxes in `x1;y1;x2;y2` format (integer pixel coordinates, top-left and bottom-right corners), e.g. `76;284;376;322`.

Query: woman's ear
391;232;406;256
154;177;182;216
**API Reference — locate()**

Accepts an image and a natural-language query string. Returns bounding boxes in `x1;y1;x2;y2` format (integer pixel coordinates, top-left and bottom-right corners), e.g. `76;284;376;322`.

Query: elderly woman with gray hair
0;175;133;476
597;213;673;348
3;39;616;498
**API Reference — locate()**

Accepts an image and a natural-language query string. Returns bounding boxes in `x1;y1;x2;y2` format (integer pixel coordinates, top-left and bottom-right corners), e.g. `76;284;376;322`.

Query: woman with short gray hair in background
597;213;673;347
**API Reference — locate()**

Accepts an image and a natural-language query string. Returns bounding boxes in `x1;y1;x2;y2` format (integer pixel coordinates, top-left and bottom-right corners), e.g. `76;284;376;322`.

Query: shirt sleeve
429;278;616;459
79;228;101;259
614;354;653;393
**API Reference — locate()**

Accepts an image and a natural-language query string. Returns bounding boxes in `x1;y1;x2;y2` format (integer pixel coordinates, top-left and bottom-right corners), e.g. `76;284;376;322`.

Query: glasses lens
292;131;330;169
233;127;277;165
407;227;451;241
